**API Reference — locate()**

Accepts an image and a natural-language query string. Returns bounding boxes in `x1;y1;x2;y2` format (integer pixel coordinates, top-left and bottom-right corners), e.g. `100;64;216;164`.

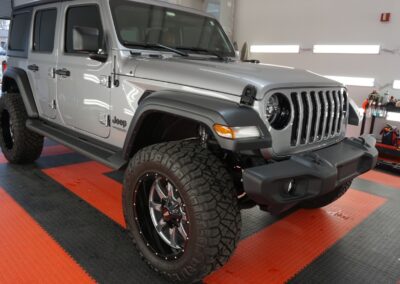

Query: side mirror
89;53;108;63
72;26;100;53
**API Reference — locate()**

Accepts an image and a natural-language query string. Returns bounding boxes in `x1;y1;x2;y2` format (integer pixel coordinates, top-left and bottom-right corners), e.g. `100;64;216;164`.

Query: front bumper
243;135;378;214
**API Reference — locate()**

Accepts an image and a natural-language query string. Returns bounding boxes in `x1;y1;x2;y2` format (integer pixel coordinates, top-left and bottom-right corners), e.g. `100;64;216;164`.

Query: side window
65;5;104;54
9;12;31;51
33;9;57;53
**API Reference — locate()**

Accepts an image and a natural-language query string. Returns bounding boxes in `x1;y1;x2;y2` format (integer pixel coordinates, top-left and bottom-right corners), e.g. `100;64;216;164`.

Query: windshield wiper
175;47;229;61
123;42;188;57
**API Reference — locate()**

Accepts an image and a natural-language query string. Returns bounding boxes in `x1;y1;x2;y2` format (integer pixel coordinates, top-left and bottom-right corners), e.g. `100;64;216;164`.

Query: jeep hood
133;58;342;99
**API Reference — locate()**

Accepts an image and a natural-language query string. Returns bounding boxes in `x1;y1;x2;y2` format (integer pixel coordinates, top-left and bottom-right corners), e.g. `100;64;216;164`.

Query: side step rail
26;119;127;170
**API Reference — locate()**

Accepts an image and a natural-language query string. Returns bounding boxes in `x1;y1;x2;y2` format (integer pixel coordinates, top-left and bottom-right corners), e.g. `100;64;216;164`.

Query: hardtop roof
12;0;211;18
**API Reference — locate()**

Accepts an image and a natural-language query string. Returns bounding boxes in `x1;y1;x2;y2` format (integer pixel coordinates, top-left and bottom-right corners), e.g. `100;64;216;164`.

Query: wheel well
130;112;205;157
1;77;19;93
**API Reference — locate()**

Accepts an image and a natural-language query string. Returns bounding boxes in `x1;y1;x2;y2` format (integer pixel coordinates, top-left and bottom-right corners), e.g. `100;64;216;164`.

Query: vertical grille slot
324;91;332;138
290;92;300;146
300;92;309;144
337;90;343;133
343;90;348;115
331;90;338;135
313;91;321;142
325;91;332;138
318;91;326;141
310;92;318;142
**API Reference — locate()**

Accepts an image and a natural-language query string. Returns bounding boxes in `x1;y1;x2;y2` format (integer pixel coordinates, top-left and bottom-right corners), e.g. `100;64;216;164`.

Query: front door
57;2;111;138
28;5;59;119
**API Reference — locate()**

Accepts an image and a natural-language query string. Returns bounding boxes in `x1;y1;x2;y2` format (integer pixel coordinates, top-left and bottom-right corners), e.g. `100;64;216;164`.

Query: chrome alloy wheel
149;176;189;250
134;172;190;259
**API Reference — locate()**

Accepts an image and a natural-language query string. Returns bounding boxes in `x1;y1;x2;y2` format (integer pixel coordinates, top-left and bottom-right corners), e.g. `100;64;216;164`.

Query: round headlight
265;93;291;130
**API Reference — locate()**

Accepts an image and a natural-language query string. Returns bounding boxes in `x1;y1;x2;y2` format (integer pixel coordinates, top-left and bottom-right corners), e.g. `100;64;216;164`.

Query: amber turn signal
213;124;261;140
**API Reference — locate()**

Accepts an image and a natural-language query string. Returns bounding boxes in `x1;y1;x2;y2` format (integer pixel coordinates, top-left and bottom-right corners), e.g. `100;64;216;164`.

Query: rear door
27;5;59;119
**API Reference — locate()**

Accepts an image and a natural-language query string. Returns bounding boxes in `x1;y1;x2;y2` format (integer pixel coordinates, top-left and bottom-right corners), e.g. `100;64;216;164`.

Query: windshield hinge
112;55;120;87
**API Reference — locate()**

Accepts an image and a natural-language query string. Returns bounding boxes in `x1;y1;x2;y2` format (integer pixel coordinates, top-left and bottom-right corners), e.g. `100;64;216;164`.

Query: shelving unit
360;105;400;171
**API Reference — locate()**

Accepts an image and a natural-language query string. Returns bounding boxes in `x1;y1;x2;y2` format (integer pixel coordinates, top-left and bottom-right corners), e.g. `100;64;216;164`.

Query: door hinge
100;75;111;88
49;99;57;110
99;114;111;127
51;68;56;78
108;75;112;88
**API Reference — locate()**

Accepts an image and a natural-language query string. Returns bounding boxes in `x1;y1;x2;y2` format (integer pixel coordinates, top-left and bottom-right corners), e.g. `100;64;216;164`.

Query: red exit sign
381;13;391;22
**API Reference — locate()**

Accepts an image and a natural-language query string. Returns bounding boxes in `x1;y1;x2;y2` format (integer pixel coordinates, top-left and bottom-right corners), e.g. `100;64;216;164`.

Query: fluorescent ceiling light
250;45;300;53
386;112;400;123
325;75;375;87
393;80;400;89
313;45;380;54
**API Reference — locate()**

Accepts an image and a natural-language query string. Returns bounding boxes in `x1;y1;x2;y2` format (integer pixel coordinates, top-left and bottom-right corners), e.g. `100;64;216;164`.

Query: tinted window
33;9;57;52
65;5;103;53
9;12;31;51
110;0;234;57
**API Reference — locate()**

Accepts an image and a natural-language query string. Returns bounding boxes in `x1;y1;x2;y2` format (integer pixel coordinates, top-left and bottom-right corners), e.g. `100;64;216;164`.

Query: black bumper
243;135;378;214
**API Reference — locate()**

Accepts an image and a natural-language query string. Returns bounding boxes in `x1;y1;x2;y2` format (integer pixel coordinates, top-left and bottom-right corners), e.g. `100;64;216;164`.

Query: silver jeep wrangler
1;0;378;282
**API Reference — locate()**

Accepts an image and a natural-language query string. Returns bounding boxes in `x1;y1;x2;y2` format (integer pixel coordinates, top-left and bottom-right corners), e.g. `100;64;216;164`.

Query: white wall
163;0;236;38
233;0;400;136
163;0;205;10
215;0;235;38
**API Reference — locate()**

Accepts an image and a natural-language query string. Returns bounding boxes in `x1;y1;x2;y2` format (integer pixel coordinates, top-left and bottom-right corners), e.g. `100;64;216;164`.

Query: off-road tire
123;140;241;283
301;180;352;209
0;93;44;163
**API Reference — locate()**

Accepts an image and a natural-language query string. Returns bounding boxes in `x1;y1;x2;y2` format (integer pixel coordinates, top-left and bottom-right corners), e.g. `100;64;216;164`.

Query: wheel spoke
154;178;166;199
156;219;166;232
177;224;188;240
149;201;162;212
169;227;178;248
167;182;174;198
181;213;187;222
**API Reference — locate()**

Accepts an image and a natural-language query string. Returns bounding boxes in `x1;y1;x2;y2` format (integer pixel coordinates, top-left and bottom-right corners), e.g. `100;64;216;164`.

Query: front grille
290;89;347;146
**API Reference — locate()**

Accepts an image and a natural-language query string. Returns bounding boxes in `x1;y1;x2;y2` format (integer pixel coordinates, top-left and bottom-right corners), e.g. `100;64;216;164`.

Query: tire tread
0;93;43;164
123;140;241;283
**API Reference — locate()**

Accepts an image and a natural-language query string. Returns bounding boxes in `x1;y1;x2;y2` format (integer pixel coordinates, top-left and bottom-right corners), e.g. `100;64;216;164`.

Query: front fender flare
123;91;271;159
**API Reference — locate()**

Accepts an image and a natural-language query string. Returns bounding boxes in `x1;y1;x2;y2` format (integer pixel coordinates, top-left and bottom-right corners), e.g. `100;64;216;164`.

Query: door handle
27;64;39;72
55;68;71;77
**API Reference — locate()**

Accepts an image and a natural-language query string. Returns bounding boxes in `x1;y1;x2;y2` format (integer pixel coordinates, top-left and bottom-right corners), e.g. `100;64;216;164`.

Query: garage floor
0;139;399;283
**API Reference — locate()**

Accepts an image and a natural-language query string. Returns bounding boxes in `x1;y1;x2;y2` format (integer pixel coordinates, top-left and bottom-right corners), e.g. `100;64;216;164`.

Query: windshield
109;0;235;57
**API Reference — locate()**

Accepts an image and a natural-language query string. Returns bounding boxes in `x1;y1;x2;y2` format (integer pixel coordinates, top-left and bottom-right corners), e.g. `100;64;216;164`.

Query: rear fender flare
2;67;39;118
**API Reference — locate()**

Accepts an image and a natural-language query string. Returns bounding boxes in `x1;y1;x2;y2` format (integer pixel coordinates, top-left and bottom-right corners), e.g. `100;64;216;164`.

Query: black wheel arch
122;90;272;159
2;67;39;118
